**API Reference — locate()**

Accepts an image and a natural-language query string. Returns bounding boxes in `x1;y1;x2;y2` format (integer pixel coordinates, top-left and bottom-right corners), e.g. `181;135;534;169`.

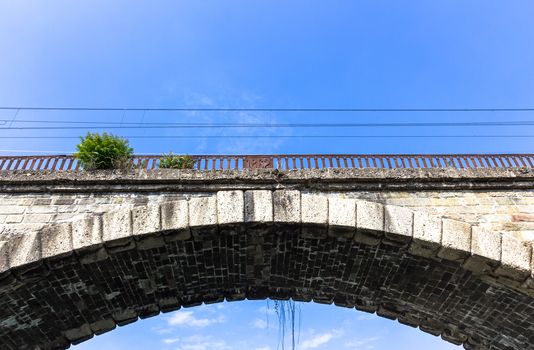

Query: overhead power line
0;135;531;139
1;120;534;129
1;106;534;112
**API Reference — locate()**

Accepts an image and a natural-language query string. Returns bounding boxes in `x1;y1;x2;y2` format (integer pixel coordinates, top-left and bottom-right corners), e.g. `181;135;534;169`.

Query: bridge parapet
0;153;533;171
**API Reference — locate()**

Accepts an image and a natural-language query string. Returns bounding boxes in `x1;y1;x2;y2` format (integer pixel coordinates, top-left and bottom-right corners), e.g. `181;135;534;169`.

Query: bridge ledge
0;168;533;193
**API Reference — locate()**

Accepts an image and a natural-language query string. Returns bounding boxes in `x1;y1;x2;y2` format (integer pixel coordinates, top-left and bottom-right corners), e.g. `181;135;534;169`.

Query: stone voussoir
409;211;442;258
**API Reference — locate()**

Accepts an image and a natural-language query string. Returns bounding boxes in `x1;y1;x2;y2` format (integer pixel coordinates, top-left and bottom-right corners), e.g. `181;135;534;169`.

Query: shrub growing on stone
74;132;133;170
159;153;195;169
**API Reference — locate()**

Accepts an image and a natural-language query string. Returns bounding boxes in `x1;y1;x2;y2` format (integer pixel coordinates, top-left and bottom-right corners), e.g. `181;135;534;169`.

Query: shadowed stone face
0;169;534;349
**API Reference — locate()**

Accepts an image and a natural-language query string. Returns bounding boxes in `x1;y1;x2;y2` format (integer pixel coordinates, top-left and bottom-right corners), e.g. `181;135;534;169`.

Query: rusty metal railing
0;154;532;171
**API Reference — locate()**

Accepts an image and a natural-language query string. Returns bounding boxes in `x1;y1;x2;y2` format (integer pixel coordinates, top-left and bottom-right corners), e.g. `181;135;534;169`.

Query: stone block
102;209;133;251
438;219;471;262
217;191;245;235
355;201;384;245
245;190;273;223
217;190;244;224
301;193;328;238
409;212;442;258
495;235;531;281
90;319;116;335
41;223;73;260
132;204;161;236
463;227;501;274
357;200;384;232
161;201;191;241
274;190;301;235
64;324;93;343
384;205;413;244
189;196;218;239
189;196;217;227
328;197;356;239
8;231;41;269
273;190;301;223
72;216;103;251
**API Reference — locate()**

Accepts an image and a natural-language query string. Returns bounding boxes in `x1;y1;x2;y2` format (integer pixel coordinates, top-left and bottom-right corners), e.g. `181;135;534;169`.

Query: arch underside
0;224;533;350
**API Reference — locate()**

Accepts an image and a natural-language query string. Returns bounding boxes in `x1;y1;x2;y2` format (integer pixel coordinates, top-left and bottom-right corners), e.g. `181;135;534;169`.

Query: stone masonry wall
1;189;533;241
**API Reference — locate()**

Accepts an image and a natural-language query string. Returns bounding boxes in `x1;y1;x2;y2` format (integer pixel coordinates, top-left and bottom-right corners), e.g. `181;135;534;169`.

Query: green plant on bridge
159;153;195;169
74;132;133;170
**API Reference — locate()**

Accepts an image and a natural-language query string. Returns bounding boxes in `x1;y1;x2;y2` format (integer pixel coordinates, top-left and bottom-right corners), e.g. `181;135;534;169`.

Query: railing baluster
0;154;533;172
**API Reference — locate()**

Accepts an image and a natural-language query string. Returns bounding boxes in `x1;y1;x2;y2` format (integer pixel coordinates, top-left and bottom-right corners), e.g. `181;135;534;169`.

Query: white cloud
174;335;230;350
167;310;225;328
254;346;272;350
344;336;379;349
252;318;268;329
162;338;180;344
301;333;334;349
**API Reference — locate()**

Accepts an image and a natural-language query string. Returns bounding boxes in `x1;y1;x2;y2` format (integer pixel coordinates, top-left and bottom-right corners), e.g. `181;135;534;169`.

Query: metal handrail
0;154;532;171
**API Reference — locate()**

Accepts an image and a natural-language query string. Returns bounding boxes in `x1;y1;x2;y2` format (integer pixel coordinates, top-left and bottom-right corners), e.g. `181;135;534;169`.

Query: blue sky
1;1;534;349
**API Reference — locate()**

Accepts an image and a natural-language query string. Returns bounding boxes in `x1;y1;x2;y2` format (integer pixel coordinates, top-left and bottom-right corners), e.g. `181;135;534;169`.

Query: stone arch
0;190;533;350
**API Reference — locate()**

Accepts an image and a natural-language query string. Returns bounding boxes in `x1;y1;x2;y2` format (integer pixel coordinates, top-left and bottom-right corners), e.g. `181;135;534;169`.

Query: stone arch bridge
0;154;534;350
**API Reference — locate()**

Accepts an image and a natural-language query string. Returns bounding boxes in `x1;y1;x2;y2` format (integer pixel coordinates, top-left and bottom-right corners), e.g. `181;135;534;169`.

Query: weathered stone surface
384;205;413;243
464;227;502;274
132;204;160;236
40;223;73;260
217;190;244;224
160;201;190;241
438;218;471;262
72;216;103;250
161;200;188;231
301;193;328;238
189;196;217;238
7;231;41;269
273;190;301;223
189;196;217;226
328;197;356;239
102;209;132;248
357;200;384;232
245;190;273;223
495;235;531;280
409;212;442;257
301;193;328;224
355;200;384;245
